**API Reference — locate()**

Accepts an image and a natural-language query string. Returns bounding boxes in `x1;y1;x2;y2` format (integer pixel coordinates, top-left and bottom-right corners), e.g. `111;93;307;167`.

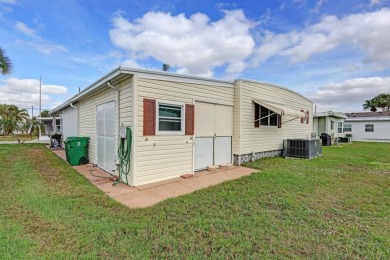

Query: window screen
158;104;183;131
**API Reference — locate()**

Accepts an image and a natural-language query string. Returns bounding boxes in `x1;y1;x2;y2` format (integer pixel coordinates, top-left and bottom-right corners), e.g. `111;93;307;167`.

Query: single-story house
36;116;61;140
344;111;390;142
51;67;313;186
313;111;347;143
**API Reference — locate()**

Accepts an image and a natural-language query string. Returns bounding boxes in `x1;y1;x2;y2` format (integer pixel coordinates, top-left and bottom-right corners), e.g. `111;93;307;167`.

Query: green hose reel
116;127;132;185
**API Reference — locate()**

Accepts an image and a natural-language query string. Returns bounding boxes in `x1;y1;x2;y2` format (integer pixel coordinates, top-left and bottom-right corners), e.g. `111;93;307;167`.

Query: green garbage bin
64;136;90;166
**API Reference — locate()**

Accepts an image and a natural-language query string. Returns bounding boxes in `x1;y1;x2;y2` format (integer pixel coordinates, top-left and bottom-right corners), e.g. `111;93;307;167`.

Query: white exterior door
97;101;116;172
61;106;78;139
195;102;233;170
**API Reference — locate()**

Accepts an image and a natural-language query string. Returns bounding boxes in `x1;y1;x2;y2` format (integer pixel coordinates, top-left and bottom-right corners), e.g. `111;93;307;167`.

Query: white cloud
15;40;67;55
109;10;255;76
0;0;17;4
253;8;390;68
0;78;68;112
15;21;38;37
312;0;328;13
31;43;67;54
308;77;390;112
368;0;387;7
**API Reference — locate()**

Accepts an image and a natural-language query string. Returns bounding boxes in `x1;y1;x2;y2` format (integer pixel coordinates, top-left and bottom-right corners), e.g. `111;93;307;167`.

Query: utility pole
39;76;42;117
31;105;33;118
38;76;41;140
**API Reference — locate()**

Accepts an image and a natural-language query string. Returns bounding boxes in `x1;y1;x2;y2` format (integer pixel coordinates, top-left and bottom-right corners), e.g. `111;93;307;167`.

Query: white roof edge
51;66;236;114
345;117;390;121
51;66;312;114
120;67;234;86
237;78;313;103
50;67;122;114
313;112;347;119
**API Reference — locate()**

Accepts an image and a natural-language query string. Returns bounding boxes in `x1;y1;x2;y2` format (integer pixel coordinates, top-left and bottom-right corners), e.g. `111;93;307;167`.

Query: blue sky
1;0;389;115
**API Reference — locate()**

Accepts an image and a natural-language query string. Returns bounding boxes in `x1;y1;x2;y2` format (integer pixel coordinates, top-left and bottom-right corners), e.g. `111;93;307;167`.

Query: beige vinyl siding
136;77;234;186
232;80;241;155
78;77;133;165
236;80;313;155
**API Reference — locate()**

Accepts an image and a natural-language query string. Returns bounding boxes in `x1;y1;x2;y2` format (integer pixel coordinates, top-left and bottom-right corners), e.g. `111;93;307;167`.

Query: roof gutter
50;67;123;114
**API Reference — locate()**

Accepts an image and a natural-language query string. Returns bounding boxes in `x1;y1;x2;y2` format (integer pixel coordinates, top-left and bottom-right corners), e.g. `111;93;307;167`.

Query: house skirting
234;149;282;165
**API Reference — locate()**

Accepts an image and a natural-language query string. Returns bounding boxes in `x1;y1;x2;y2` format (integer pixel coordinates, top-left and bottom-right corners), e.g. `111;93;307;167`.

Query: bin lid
65;136;90;142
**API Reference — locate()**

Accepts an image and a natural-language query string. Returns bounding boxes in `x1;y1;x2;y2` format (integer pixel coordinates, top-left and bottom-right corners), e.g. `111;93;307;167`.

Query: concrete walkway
51;149;254;208
0;139;50;144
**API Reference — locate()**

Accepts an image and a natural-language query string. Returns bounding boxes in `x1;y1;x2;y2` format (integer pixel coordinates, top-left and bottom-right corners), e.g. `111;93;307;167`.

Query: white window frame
365;124;374;132
330;120;335;131
337;121;344;133
343;124;352;132
258;105;278;127
156;100;185;135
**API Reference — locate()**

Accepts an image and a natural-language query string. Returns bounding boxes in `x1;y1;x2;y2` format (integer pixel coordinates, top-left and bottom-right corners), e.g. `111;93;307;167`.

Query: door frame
96;100;116;172
194;101;233;171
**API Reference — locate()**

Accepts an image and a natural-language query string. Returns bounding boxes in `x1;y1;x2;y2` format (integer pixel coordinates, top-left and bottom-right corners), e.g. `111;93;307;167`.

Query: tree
0;104;30;135
371;94;390;112
13;116;45;143
0;47;12;75
362;99;377;112
39;110;50;117
363;94;390;112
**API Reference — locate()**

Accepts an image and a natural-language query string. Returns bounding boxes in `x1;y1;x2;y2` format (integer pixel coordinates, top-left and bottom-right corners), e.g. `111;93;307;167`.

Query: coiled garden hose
115;127;132;185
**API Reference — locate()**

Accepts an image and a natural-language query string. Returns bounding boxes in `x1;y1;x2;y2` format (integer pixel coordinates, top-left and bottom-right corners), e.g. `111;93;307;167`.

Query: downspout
69;102;78;136
107;81;120;169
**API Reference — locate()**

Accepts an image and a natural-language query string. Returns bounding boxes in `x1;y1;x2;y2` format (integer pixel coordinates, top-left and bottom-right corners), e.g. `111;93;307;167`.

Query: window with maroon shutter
185;104;194;135
306;111;309;124
278;114;282;128
254;103;260;128
301;109;304;123
143;98;156;135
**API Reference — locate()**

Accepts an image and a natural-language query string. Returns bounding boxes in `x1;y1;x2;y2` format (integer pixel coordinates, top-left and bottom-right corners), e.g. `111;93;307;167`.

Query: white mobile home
313;111;347;142
51;67;313;186
344;112;390;142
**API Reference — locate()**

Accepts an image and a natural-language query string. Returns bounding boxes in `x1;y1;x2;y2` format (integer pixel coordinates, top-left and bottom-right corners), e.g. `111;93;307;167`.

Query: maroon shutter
278;114;282;128
301;109;304;123
185;104;195;135
306;111;309;124
254;103;260;128
143;98;156;135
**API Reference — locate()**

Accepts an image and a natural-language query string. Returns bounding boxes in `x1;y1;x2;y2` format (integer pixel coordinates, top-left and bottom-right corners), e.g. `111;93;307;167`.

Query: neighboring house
36;116;61;140
50;67;312;186
313;111;347;142
344;111;390;142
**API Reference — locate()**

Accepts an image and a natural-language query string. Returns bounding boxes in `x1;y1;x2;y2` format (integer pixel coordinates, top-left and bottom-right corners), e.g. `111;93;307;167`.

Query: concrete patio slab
50;148;255;208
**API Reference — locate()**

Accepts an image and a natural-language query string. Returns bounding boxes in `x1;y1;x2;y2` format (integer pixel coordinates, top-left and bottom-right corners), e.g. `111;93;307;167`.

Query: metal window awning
253;98;306;118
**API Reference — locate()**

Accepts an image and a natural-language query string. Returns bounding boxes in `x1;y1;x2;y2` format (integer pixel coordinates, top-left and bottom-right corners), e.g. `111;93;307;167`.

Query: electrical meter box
120;125;127;138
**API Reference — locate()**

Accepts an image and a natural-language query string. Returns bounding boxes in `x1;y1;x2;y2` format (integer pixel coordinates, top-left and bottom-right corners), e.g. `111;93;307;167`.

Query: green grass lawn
0;143;389;258
0;134;38;142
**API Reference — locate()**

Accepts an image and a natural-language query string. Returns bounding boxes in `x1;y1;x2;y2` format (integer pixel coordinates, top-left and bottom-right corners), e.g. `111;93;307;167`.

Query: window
330;120;335;130
157;102;184;133
365;124;374;132
343;124;352;132
255;104;278;127
338;122;343;133
143;99;194;136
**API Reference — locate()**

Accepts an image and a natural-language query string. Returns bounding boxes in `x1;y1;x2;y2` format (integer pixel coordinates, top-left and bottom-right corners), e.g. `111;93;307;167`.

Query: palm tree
0;47;12;75
0;104;30;135
39;110;50;117
371;94;390;112
362;99;377;112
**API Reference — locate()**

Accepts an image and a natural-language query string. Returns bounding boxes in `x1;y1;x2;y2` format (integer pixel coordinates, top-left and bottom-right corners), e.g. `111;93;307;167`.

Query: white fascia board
238;78;313;103
50;67;123;114
120;67;234;88
345;117;390;122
